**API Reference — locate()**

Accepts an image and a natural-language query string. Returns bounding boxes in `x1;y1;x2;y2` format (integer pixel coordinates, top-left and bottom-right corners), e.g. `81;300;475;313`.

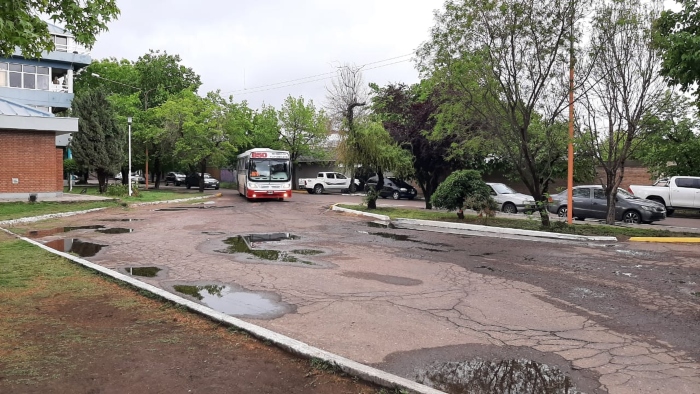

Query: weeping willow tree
336;120;413;209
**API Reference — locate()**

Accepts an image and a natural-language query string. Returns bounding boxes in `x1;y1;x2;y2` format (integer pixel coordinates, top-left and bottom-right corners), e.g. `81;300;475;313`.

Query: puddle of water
416;358;580;394
100;218;143;222
419;247;444;252
219;236;311;264
246;233;300;243
291;249;323;255
125;267;161;277
172;284;291;318
370;231;411;241
155;208;189;211
27;225;105;238
43;238;106;257
367;221;396;229
202;231;226;235
96;228;133;234
475;265;495;271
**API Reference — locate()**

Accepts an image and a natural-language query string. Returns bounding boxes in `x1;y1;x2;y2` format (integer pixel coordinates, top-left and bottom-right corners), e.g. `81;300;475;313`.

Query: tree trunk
96;170;108;193
154;157;162;189
198;160;207;193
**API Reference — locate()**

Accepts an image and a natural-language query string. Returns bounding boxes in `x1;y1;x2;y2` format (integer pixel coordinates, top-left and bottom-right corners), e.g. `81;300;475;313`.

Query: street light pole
127;117;133;196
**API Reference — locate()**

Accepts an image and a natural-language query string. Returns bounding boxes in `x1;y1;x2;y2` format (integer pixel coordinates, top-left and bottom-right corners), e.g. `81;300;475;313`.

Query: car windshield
617;188;639;199
249;159;290;182
491;183;516;194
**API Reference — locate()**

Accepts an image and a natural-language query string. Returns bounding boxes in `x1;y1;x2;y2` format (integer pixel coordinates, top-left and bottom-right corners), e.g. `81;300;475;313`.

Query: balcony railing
49;83;69;93
54;42;90;56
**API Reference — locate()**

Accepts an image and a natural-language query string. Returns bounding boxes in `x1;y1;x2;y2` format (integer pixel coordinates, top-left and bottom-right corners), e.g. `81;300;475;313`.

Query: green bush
106;184;138;197
431;170;491;218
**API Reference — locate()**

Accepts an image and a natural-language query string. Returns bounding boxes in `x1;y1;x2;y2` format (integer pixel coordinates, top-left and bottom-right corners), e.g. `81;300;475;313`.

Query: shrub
106;184;138;197
431;170;491;219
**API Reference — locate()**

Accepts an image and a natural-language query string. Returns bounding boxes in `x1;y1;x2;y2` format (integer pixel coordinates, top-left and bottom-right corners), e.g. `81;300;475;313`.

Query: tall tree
336;120;413;209
371;82;462;209
0;0;120;58
326;64;370;190
654;0;700;105
635;94;700;179
418;0;588;226
578;0;668;224
70;90;125;193
277;96;330;188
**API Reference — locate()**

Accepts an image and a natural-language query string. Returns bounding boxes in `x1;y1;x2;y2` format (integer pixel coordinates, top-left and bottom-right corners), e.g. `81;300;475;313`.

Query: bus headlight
283;182;291;189
247;181;255;189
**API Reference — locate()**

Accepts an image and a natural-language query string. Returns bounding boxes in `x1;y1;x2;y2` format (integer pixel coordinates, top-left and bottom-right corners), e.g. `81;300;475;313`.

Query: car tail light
627;187;634;195
547;196;553;203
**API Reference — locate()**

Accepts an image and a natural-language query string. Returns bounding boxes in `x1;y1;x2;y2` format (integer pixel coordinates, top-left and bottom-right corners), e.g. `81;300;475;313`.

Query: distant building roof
0;97;54;117
46;22;71;37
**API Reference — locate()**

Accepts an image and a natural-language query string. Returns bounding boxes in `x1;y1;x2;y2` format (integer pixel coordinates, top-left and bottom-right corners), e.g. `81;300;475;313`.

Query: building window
53;35;68;52
0;63;7;87
1;62;52;91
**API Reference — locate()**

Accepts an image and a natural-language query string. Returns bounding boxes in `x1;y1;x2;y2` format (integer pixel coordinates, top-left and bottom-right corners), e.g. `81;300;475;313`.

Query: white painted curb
396;218;618;242
129;193;221;207
332;204;390;221
0;207;108;226
0;228;443;394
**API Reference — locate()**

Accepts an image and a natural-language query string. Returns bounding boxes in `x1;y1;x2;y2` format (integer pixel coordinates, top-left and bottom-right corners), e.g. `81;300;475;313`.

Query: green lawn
338;204;700;239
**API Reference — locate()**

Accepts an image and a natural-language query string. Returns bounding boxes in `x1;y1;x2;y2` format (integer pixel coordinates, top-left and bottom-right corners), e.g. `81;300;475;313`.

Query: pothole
416;358;582;394
367;221;396;229
172;284;293;319
217;236;312;264
96;228;133;234
43;239;106;257
342;271;422;286
99;218;143;222
155;208;188;211
290;249;324;255
123;267;162;277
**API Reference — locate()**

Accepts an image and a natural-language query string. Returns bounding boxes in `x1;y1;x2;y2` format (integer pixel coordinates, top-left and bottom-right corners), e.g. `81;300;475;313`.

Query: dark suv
364;176;417;200
164;172;186;186
185;173;220;190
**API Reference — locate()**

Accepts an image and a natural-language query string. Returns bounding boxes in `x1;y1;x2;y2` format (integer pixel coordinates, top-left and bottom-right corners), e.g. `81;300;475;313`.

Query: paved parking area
17;190;700;393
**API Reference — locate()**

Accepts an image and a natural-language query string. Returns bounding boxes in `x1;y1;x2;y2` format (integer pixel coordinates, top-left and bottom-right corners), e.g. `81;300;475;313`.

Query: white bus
236;148;292;200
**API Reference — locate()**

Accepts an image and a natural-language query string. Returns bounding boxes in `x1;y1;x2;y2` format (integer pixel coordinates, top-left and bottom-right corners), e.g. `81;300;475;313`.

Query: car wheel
623;210;642;224
556;206;567;217
306;189;314;194
215;185;220;190
392;191;400;200
408;196;415;200
176;181;181;186
186;184;191;189
313;184;324;194
349;184;357;193
502;202;518;214
666;209;674;217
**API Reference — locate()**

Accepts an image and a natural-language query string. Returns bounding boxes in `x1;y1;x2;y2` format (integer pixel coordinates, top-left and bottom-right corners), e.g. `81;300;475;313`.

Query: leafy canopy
0;0;120;58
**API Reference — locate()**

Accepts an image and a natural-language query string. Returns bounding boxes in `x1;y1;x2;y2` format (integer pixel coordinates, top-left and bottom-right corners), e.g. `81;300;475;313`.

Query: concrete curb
128;193;222;207
629;237;700;243
395;218;618;242
0;229;443;394
0;207;109;226
332;204;390;221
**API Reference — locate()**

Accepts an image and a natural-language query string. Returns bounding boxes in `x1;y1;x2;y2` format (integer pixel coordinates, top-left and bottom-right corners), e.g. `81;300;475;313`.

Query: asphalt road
30;189;700;393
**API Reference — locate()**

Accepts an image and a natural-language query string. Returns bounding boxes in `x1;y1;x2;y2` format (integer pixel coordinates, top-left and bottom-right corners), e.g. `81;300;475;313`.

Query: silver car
486;182;536;214
547;185;666;224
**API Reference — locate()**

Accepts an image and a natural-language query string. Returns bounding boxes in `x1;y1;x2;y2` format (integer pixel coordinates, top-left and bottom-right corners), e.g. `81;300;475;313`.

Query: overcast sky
90;0;446;111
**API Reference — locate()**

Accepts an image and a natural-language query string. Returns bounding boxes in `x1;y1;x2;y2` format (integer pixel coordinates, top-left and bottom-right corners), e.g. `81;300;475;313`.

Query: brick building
0;23;89;199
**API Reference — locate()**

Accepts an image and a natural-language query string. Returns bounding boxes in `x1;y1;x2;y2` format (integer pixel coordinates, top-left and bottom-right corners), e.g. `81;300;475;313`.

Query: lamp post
127;117;133;196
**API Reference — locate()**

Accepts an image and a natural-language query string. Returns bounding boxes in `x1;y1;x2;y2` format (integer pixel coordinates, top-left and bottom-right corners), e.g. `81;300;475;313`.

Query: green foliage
70;90;126;192
63;159;78;176
635;95;700;178
654;0;700;104
430;170;490;214
105;184;129;197
0;0;120;58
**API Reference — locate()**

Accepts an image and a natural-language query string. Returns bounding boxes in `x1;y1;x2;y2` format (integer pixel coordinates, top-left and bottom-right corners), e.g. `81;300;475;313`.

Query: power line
224;53;414;96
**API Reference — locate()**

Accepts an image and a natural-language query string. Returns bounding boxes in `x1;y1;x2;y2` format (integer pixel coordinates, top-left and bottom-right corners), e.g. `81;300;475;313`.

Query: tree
654;0;700;105
430;170;492;219
326;64;370;189
157;90;237;192
578;0;668;224
418;0;588;227
635;94;700;179
70;90;125;193
371;82;464;209
277;96;330;188
336;120;413;209
0;0;120;58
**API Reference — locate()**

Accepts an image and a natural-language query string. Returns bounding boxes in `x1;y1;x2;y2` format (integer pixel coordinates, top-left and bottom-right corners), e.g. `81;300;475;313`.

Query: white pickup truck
299;172;353;194
629;176;700;215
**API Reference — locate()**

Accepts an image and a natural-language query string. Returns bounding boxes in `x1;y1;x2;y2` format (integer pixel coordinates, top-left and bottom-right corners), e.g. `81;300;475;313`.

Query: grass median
338;204;700;239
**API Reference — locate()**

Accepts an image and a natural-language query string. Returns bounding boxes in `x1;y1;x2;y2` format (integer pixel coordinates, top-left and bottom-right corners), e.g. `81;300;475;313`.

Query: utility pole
567;2;575;224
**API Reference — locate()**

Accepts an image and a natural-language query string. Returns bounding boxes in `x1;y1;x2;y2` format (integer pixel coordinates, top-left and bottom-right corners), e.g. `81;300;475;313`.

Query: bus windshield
248;159;290;182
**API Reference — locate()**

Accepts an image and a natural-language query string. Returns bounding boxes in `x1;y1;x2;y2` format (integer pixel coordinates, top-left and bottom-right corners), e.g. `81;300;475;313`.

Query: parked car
486;182;536;214
185;173;220;190
164;171;186;186
547;185;666;224
629;176;700;216
364;176;417;200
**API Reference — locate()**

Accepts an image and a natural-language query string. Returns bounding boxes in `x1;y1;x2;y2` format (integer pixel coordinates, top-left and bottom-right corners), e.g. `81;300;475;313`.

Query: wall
0;130;62;196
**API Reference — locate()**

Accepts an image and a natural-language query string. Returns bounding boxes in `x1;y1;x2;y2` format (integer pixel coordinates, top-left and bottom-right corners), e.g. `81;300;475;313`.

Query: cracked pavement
16;191;700;393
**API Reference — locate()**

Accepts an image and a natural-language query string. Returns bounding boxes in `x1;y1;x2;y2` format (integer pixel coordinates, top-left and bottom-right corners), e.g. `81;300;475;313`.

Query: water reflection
416;359;580;394
125;267;162;277
96;228;133;234
172;284;290;318
218;236;311;264
43;239;106;257
27;225;105;238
